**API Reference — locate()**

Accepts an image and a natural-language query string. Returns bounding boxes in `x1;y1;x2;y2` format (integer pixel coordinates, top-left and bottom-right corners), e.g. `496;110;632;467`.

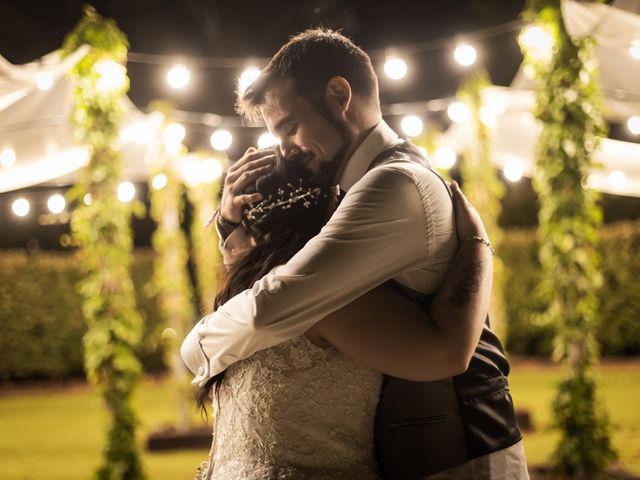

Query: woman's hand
220;147;276;223
450;180;489;243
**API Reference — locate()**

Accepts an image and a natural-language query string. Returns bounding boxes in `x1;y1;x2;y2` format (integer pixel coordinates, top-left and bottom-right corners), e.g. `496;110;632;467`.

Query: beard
308;99;353;188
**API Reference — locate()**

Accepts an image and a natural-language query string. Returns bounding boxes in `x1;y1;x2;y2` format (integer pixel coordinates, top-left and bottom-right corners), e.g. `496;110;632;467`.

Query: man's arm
181;166;455;385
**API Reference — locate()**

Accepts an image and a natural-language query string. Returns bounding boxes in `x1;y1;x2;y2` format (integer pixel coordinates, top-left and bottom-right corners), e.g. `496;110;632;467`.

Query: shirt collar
338;120;403;192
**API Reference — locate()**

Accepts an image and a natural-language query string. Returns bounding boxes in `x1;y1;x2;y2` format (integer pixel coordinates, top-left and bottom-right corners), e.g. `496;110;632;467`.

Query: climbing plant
457;69;507;335
147;106;196;431
520;0;616;476
186;162;223;315
63;6;145;479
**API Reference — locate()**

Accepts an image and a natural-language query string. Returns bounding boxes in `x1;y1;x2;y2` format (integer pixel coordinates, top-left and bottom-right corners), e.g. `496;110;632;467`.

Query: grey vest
369;141;522;479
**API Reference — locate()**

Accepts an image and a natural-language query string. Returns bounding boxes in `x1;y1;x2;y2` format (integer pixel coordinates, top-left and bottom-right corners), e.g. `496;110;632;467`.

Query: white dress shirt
181;120;457;386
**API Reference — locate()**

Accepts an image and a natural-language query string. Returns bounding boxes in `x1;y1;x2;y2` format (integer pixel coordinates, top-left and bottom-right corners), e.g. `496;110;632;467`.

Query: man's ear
324;76;352;115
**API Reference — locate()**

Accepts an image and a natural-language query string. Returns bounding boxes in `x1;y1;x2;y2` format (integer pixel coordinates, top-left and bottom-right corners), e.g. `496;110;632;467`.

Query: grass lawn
508;357;640;476
0;358;638;479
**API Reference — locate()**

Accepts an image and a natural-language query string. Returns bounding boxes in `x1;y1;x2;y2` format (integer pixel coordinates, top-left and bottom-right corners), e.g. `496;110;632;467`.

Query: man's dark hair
237;28;378;122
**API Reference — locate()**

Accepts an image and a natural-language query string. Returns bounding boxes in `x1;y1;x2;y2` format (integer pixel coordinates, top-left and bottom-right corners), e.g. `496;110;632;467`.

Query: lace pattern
207;335;382;480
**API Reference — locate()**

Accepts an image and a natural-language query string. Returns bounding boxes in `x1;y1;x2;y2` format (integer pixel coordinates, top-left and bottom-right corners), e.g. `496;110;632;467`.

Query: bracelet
461;235;495;256
216;209;241;229
205;208;240;230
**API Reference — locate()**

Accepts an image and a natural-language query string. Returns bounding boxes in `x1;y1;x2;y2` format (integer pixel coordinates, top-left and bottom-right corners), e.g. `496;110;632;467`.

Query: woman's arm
306;181;492;382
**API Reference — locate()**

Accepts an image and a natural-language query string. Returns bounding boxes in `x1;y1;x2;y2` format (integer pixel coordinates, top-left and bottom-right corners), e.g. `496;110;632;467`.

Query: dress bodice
205;335;382;480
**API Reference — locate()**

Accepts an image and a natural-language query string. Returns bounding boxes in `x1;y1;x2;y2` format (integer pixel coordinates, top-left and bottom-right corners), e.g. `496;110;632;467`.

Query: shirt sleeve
181;165;454;385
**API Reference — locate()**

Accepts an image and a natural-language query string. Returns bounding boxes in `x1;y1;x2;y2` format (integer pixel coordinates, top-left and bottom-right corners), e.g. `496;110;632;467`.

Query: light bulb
0;148;16;168
211;130;233;151
384;57;407;80
117;181;136;203
35;72;54;91
400;116;423;137
504;160;523;182
12;198;30;217
238;67;261;95
47;194;66;214
454;43;477;66
257;132;279;149
167;64;190;89
152;173;168;190
94;60;126;92
447;102;471;123
434;147;457;169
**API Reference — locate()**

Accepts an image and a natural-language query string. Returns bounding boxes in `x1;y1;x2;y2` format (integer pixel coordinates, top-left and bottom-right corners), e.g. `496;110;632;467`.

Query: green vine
63;6;145;479
187;165;223;315
147;106;196;430
521;1;616;476
457;69;507;336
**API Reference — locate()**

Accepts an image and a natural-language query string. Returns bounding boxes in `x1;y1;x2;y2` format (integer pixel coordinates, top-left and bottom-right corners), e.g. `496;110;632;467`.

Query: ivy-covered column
63;6;145;479
520;1;616;476
186;162;223;315
148;111;196;431
457;69;507;335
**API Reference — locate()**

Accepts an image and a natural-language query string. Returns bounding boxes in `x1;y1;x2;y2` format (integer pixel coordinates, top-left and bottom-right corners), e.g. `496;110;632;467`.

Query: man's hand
220;147;276;223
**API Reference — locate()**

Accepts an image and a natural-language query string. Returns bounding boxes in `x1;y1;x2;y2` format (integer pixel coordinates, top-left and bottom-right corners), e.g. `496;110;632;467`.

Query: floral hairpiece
244;179;325;223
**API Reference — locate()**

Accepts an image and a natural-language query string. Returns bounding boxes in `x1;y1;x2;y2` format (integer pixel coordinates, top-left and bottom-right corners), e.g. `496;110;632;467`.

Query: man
182;28;527;479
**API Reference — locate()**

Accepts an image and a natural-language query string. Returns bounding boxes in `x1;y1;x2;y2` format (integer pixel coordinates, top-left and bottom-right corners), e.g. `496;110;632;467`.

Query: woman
193;159;493;480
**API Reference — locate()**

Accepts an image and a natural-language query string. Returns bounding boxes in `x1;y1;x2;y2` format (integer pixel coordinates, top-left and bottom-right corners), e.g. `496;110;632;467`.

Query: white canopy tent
441;0;640;197
0;46;160;194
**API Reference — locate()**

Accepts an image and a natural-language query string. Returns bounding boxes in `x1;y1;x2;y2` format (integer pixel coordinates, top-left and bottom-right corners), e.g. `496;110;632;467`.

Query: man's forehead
260;81;296;118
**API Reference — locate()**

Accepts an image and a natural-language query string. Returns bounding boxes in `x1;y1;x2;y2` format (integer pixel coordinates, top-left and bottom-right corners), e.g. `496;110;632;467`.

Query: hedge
501;220;640;356
0;249;167;381
1;221;638;381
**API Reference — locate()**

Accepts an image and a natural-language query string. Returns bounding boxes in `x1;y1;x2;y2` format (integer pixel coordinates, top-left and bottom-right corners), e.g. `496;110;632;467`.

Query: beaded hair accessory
244;178;326;224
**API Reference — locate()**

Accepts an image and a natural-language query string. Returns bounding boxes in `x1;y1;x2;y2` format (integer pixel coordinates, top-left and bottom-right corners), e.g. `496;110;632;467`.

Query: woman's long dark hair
197;156;334;415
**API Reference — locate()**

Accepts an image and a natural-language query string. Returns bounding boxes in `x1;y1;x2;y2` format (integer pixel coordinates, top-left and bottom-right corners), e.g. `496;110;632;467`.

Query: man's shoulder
359;155;449;195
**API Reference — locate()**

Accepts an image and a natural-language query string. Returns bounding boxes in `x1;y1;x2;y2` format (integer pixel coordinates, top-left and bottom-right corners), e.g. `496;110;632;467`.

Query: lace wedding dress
195;335;383;480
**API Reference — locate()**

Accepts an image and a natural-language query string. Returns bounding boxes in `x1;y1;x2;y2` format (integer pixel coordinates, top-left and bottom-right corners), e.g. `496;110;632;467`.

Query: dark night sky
0;0;526;117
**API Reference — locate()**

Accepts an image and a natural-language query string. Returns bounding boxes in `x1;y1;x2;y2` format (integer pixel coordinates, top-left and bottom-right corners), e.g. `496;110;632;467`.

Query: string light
94;59;126;93
519;25;554;61
35;72;54;91
609;170;627;191
400;115;423;137
167;64;190;89
120;121;154;145
503;159;524;182
447;102;471;123
117;181;136;202
12;198;30;217
454;43;477;66
238;67;261;95
47;193;66;214
211;130;233;151
480;105;498;128
627;115;640;135
162;123;186;154
434;147;457;169
151;173;168;190
83;193;92;205
384;57;407;80
0;148;16;168
257;132;279;149
630;40;640;60
200;158;223;183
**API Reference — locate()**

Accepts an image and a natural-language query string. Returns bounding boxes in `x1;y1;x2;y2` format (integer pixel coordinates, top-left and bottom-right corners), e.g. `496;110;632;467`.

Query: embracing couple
181;28;528;480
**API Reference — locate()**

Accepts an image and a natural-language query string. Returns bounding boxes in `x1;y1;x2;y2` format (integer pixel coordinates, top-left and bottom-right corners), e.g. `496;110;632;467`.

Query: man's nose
279;141;301;161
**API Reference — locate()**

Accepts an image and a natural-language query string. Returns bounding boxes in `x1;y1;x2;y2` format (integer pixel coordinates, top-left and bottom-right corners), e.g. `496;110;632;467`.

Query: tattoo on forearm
448;261;485;307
